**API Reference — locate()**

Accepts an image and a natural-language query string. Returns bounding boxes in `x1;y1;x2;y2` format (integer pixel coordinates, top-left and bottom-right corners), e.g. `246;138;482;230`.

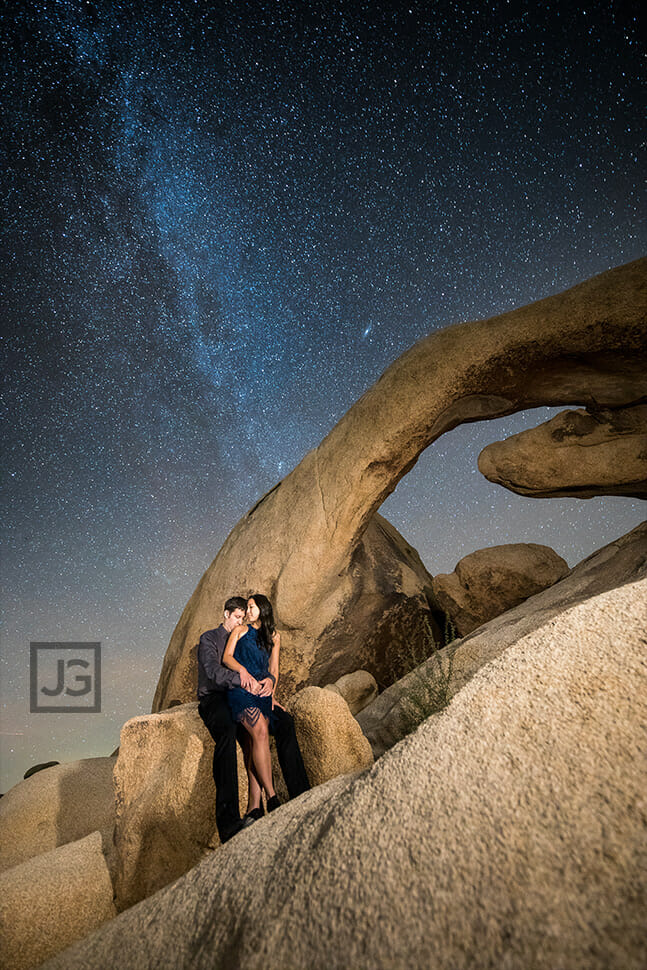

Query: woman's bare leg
242;713;275;798
241;733;263;813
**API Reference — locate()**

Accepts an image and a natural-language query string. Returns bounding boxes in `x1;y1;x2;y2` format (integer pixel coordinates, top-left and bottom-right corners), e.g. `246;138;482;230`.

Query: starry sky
1;0;645;793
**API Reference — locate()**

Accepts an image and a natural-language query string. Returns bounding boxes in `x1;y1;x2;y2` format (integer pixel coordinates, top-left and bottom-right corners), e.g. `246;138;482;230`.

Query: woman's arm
222;626;249;677
268;630;280;691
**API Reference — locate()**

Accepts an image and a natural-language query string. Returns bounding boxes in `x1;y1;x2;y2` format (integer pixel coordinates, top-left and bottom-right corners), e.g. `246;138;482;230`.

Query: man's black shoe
220;820;244;843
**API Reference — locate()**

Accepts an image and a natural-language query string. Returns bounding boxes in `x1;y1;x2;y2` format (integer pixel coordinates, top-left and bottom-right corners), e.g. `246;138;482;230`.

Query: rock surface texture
431;542;569;635
40;572;647;970
0;757;116;874
479;403;647;498
359;521;647;756
153;259;647;710
0;830;116;970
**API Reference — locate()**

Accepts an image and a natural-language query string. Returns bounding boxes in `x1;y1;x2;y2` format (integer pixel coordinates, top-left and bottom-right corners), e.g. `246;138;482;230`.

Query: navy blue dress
227;626;274;727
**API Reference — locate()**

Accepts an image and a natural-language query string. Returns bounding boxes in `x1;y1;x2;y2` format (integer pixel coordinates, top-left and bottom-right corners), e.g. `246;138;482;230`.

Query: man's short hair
224;596;247;614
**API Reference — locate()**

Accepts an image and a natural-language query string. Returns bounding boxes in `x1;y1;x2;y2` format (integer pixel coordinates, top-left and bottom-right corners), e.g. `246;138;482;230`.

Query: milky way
1;0;645;790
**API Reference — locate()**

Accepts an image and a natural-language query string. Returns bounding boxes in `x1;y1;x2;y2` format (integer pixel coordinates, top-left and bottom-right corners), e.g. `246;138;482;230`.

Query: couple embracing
197;594;310;842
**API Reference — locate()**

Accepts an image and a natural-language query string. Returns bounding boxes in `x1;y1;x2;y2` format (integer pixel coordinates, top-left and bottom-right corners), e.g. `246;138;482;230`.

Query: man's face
223;608;245;632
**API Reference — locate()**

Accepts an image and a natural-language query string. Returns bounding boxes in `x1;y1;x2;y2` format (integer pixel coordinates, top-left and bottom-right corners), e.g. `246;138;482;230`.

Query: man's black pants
198;690;310;841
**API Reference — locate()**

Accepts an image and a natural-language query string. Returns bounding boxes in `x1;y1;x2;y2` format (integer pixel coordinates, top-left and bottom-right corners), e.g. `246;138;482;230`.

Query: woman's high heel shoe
266;795;281;812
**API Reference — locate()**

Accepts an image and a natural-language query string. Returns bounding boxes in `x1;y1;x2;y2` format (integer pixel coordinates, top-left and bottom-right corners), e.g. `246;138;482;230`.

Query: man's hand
257;677;274;697
239;669;261;694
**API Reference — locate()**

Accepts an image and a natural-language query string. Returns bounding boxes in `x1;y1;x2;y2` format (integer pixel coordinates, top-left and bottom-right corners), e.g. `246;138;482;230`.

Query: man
197;595;310;842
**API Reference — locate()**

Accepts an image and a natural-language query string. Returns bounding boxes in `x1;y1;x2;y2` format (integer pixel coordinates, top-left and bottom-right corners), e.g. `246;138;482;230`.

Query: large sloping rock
359;521;646;756
0;830;116;970
431;542;569;635
479;404;647;498
40;575;647;970
0;757;116;874
153;259;647;710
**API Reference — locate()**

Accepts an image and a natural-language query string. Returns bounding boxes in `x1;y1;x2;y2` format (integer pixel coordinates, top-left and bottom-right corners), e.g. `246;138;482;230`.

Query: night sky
1;0;645;792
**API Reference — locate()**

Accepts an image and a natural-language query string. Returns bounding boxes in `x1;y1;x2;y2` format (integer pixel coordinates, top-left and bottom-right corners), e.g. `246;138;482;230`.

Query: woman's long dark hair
249;593;276;653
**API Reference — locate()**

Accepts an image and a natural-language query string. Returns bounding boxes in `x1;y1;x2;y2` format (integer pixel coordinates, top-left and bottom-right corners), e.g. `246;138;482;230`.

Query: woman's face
246;598;260;624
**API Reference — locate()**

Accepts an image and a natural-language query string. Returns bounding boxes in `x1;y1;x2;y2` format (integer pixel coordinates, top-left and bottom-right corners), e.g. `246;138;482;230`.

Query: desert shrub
391;614;457;736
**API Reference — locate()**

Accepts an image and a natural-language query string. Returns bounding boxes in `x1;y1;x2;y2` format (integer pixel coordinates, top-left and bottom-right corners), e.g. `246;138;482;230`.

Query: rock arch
153;258;647;710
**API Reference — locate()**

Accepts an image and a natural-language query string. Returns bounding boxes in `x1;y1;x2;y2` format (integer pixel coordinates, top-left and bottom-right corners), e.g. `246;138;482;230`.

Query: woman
222;593;281;816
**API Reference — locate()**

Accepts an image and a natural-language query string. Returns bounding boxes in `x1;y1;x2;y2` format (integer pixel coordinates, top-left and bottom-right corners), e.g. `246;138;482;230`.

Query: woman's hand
257;676;274;697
